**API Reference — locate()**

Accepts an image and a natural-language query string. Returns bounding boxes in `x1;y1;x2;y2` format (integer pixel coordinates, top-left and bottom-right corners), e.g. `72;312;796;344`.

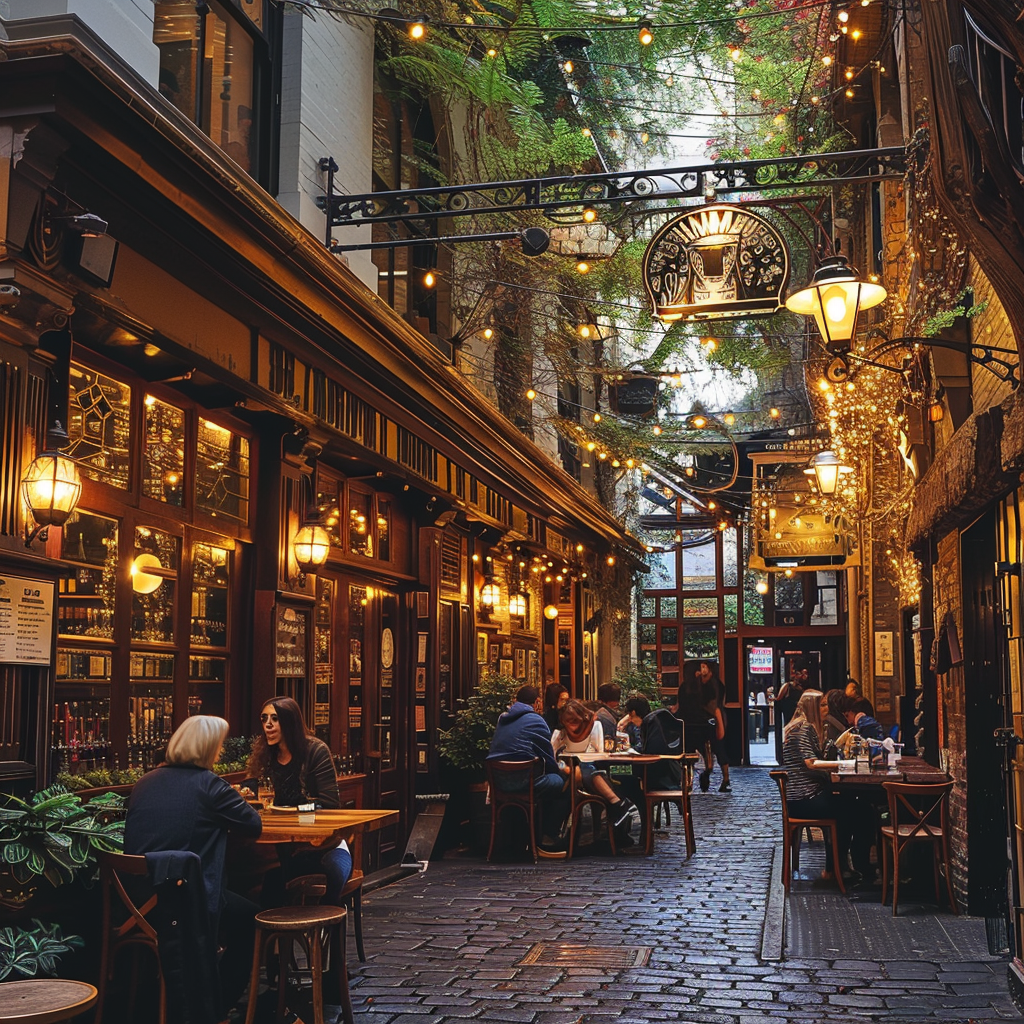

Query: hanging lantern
508;592;527;616
543;604;559;620
480;579;501;609
21;421;82;546
293;523;331;570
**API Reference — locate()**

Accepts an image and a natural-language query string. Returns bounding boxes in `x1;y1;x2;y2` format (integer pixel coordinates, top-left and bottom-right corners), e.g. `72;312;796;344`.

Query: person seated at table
593;682;622;745
125;715;262;1019
822;689;851;751
782;689;874;883
542;681;569;731
618;697;683;791
844;697;884;740
247;697;352;908
487;684;570;847
551;699;636;829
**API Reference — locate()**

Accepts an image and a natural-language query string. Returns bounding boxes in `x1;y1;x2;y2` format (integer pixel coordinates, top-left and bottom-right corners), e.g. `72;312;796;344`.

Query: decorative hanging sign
642;205;789;321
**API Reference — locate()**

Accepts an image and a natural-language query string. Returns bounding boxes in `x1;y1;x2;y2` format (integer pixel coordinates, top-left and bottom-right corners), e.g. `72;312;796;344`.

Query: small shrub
0;919;83;981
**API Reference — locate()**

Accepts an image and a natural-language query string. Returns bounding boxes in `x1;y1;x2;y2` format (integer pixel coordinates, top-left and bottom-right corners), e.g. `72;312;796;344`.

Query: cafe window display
66;362;132;489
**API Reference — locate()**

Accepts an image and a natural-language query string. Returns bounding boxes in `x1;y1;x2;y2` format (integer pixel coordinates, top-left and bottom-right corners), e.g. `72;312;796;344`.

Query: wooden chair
486;757;546;862
640;754;697;858
95;851;166;1024
881;779;958;916
243;905;352;1024
769;770;846;893
285;868;368;962
565;757;617;859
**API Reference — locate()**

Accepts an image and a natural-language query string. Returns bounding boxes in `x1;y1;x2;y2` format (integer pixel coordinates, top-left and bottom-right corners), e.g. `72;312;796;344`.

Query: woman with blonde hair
125;715;262;1017
780;690;874;883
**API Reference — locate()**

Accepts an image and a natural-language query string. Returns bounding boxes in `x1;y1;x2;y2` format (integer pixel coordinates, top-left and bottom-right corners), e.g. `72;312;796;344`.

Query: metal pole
331;231;521;253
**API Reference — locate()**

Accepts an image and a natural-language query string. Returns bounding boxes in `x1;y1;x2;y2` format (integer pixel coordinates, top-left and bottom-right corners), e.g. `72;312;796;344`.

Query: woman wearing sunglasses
247;696;351;907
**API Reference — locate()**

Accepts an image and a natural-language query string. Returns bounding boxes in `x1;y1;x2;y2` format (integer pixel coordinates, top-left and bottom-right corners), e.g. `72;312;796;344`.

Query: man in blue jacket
487;685;569;848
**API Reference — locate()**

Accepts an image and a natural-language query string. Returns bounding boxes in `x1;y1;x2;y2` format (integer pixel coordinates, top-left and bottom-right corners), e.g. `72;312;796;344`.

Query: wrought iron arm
862;331;1020;387
318;146;907;228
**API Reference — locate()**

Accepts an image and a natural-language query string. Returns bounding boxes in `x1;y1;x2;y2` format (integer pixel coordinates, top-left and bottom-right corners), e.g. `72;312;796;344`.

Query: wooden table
0;979;98;1023
255;807;399;846
830;755;950;786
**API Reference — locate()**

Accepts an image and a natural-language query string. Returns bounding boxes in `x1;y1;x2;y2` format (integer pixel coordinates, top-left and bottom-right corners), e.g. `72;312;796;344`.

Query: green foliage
437;671;520;772
0;786;125;888
216;734;255;774
921;299;989;338
54;768;145;791
0;919;83;981
612;662;664;708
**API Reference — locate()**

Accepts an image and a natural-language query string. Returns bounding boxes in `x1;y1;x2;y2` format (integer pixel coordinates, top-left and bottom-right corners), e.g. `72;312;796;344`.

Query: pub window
190;539;230;720
153;0;260;175
376;498;391;561
131;527;180;644
143;394;186;506
349;488;374;557
681;533;716;590
67;362;131;489
58;511;118;641
196;419;250;523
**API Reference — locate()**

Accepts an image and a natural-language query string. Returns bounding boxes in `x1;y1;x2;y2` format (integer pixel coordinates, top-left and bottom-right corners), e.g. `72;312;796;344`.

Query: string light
576;260;591;274
526;388;536;400
563;59;574;73
408;15;428;40
638;19;654;45
423;270;436;288
582;206;598;223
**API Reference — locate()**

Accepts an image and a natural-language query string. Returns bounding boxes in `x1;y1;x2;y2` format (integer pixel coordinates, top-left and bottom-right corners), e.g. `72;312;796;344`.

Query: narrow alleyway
342;766;1020;1023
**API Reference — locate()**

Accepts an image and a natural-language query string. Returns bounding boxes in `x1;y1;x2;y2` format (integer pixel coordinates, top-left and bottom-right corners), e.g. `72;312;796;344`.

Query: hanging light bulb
423;270;436;288
408;15;428;40
526;388;537;400
638;19;654;45
563;59;574;73
576;260;591;274
582;206;597;223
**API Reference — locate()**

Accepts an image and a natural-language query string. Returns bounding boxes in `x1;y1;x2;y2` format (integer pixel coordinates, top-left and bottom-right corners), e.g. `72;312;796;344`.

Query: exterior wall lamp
543;603;559;620
480;578;501;611
508;592;527;617
292;472;330;580
803;449;852;496
784;255;887;353
22;420;82;548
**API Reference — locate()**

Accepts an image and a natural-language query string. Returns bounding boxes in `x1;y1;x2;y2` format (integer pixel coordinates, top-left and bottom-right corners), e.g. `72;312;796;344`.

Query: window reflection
59;512;118;640
67;363;131;488
191;543;229;647
131;527;179;643
143;395;185;505
349;490;373;557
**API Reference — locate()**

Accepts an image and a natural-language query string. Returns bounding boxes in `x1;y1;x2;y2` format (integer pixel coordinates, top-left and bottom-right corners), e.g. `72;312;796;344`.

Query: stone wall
933;527;968;902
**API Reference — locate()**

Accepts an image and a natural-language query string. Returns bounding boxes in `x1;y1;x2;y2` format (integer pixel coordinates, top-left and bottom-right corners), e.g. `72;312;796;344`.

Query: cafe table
255;807;399;846
572;751;700;856
0;979;97;1024
829;755;950;787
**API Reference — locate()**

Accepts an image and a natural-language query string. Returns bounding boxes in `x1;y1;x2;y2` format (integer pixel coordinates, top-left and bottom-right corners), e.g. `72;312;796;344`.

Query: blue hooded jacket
487;701;560;775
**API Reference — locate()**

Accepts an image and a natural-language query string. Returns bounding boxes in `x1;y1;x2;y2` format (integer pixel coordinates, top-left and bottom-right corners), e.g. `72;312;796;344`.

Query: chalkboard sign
609;375;658;416
275;605;307;677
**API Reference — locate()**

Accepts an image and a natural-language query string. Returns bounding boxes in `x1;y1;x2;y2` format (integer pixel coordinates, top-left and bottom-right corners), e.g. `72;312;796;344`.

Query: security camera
0;285;20;308
66;213;108;236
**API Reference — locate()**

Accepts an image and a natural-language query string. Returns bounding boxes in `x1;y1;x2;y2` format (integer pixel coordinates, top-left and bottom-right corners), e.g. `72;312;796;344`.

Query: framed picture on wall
477;632;488;664
502;642;512;658
499;658;513;676
415;666;427;693
490;644;501;667
416;745;429;771
514;648;526;679
416;592;429;619
528;650;539;684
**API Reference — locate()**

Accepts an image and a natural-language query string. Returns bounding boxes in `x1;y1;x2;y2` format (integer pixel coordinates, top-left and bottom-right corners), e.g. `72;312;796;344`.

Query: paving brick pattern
341;767;1019;1022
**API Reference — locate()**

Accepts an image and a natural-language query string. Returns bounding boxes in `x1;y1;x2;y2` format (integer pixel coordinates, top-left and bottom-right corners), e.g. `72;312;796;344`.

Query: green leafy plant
54;767;145;791
612;662;664;709
215;734;255;774
0;786;125;888
0;919;83;981
437;671;520;773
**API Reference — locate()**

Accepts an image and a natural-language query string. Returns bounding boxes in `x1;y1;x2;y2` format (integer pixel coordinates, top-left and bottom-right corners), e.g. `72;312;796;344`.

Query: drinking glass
258;775;275;807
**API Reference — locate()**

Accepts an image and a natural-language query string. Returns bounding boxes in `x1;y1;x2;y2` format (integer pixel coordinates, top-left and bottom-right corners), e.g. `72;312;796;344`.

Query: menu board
275;604;307;677
0;576;55;666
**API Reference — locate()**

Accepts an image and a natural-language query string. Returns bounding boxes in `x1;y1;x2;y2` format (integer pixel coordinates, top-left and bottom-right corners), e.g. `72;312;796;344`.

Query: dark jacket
487;702;559;776
594;705;619;744
854;713;885;740
268;737;341;808
146;849;220;1024
125;762;262;916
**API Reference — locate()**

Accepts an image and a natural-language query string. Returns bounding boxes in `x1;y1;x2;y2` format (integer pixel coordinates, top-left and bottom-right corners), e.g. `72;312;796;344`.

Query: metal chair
769;770;846;893
880;779;958;916
285;868;368;962
486;757;547;862
564;757;618;859
95;851;166;1024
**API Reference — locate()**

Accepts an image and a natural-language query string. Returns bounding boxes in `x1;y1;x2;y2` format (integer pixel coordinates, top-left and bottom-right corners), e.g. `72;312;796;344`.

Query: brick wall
277;9;376;291
933;528;968;902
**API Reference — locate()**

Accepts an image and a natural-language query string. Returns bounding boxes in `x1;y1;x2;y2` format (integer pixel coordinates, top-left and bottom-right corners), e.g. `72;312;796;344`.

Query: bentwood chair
641;753;698;858
880;779;958;916
95;852;166;1024
564;756;618;859
485;757;546;862
769;770;846;894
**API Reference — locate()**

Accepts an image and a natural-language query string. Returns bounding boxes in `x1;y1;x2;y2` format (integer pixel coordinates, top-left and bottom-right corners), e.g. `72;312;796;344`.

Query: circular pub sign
642;204;789;322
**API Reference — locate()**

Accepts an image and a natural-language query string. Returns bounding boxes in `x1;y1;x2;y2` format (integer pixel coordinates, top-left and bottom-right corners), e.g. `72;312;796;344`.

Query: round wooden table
0;979;98;1023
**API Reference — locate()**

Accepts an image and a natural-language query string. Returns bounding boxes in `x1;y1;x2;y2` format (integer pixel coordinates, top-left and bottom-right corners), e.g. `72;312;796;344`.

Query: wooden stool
0;979;97;1024
243;906;353;1024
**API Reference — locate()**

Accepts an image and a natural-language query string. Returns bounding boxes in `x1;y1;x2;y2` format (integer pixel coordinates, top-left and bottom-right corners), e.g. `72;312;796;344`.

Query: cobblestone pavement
341;766;1019;1023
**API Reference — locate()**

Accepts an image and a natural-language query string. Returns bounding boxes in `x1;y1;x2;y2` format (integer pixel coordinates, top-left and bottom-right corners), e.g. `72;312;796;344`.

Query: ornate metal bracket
853;331;1020;388
318;146;907;228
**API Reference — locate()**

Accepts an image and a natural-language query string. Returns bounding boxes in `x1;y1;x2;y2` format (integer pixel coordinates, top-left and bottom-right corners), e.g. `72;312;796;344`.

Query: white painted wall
2;0;158;83
276;8;376;291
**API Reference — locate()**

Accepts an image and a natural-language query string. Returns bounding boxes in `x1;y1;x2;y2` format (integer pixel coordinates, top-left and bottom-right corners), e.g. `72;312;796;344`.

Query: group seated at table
124;701;354;1023
781;688;876;885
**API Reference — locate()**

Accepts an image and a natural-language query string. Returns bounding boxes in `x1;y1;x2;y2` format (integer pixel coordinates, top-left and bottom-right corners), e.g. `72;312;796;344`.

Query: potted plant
0;786;125;911
437;670;520;852
0;919;83;980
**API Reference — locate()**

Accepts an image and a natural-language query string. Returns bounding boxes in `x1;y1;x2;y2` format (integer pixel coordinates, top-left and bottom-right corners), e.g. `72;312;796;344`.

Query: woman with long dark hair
247;697;351;906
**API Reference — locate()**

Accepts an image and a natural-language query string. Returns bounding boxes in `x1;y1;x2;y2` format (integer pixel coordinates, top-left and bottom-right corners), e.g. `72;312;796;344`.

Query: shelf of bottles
129;652;175;769
53;512;119;774
53;648;113;774
189;655;226;719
